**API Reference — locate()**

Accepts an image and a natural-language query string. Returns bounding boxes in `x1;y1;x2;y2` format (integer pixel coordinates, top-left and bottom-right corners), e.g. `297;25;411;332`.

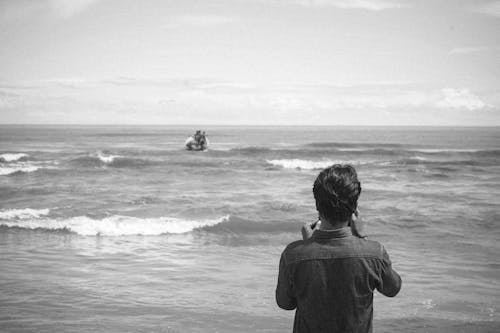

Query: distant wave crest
0;164;41;175
0;153;29;162
0;214;230;236
97;151;121;164
0;152;58;176
266;159;365;170
0;208;50;220
70;152;154;168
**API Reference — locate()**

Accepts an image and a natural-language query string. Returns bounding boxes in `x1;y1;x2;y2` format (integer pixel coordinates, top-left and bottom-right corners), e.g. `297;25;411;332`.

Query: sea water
1;125;499;332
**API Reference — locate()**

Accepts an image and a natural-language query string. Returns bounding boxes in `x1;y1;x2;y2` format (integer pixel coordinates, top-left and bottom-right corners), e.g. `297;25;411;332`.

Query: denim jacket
276;227;401;333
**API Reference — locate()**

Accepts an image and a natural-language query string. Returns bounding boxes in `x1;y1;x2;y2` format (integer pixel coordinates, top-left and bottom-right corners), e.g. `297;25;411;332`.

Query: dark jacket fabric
276;227;401;333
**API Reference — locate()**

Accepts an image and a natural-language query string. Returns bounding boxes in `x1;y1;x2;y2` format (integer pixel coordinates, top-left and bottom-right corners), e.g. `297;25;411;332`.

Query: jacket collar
312;227;351;239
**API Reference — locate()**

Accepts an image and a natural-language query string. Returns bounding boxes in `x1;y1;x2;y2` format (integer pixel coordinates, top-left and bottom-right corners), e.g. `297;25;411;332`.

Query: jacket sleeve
376;245;402;297
276;252;297;310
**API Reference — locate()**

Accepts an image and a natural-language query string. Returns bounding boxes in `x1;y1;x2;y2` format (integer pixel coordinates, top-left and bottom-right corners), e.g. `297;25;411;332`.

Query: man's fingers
350;219;367;239
302;220;320;240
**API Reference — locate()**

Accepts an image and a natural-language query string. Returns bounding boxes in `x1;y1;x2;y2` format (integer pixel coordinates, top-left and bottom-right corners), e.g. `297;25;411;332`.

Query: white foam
0;214;229;236
0;208;50;220
421;299;435;310
0;164;40;175
414;148;480;153
336;149;360;152
0;159;59;176
0;153;28;162
410;156;428;161
267;159;357;170
96;151;120;164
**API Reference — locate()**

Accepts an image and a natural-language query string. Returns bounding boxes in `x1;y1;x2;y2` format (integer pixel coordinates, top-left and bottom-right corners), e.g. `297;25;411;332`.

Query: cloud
48;0;101;18
435;88;487;111
471;1;500;18
253;0;407;11
0;0;101;22
0;78;494;125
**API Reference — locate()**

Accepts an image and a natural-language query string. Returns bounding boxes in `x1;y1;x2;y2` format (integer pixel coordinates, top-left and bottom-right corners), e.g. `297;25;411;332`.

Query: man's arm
276;252;297;310
376;246;402;297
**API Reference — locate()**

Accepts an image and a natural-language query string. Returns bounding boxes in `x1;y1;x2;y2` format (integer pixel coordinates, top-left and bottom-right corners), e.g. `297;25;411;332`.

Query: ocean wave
230;146;273;154
0;214;303;236
70;153;154;168
201;216;299;234
414;148;481;153
0;208;50;220
398;158;481;167
266;159;366;170
0;214;229;236
266;159;332;170
0;164;40;175
291;143;500;159
210;143;500;164
266;156;490;171
0;158;58;176
97;151;121;163
304;142;405;149
0;153;29;162
409;156;428;161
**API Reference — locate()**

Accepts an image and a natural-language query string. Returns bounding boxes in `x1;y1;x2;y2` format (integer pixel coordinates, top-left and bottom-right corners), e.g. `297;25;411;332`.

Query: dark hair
313;164;361;223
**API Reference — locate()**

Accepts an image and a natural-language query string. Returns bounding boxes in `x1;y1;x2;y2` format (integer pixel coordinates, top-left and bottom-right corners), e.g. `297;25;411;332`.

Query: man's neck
319;218;348;231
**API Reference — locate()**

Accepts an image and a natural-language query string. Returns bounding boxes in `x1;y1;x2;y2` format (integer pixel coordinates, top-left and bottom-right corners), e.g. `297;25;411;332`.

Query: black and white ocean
1;125;499;332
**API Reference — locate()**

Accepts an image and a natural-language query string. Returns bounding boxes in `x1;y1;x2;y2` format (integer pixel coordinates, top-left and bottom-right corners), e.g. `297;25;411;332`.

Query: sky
0;0;499;125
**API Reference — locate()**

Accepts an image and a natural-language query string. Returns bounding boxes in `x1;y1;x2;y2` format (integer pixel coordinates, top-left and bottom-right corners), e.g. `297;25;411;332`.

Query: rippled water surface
1;125;499;332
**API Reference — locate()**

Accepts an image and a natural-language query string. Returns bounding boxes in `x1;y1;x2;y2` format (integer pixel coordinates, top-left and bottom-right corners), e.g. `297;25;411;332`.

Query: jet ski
185;136;208;151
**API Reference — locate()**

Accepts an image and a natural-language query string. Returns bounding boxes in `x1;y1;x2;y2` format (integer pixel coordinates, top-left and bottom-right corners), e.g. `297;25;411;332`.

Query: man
199;131;207;149
194;130;201;144
276;164;401;333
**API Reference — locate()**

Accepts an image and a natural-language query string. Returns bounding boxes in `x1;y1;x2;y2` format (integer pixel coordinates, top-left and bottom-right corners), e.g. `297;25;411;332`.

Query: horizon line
1;123;499;128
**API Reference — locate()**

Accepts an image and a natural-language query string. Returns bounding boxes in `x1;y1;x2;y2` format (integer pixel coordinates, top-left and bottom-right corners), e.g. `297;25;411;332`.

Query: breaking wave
0;158;58;175
266;159;367;170
0;214;230;236
267;155;496;171
0;213;303;236
0;153;29;162
96;151;121;163
0;208;50;220
0;152;58;176
0;164;41;175
70;152;154;168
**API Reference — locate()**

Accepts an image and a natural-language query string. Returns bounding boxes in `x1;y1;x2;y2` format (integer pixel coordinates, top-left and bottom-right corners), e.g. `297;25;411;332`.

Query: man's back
276;227;401;333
